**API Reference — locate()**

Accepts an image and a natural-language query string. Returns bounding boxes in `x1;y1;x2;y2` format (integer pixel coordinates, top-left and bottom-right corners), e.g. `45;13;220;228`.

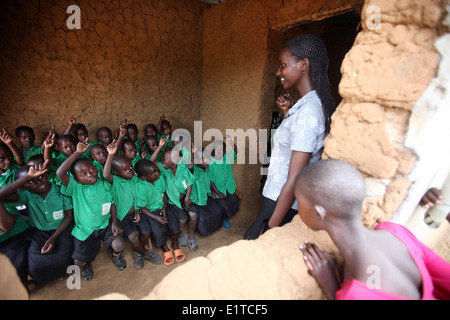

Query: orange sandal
174;248;185;263
163;250;174;265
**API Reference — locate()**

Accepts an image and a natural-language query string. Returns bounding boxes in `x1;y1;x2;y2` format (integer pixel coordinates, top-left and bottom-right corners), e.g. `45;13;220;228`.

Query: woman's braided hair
283;34;336;134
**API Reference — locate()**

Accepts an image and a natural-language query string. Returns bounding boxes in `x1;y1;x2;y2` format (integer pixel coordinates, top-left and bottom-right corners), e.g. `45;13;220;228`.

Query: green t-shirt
16;183;73;231
189;165;210;206
61;177;113;241
0;203;29;243
135;176;166;212
208;150;237;195
158;162;195;209
111;175;139;221
0;164;29;242
19;144;43;163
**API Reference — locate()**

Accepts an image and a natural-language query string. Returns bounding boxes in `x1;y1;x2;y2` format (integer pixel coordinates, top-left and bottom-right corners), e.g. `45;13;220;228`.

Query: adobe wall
0;0;204;139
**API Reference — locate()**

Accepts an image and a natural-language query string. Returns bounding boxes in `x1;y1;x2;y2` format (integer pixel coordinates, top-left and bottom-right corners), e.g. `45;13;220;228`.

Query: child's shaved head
295;159;366;219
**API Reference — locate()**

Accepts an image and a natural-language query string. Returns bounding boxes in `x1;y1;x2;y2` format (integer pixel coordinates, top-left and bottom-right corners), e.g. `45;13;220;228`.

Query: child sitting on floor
208;135;239;229
296;159;450;300
57;140;123;280
15;126;43;163
103;141;161;269
0;161;74;285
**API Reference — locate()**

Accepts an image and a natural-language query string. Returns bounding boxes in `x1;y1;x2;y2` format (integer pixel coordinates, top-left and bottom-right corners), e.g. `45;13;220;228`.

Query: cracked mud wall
0;0;204;137
324;0;447;228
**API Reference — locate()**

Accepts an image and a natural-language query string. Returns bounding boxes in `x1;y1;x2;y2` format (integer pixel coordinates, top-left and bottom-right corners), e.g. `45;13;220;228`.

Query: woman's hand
276;93;293;116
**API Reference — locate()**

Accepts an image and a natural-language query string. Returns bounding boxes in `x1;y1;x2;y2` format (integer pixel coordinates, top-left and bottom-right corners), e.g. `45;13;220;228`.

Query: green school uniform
16;183;73;231
0;164;29;242
111;175;139;221
158;162;195;209
135;176;166;212
61;177;113;241
19;144;43;163
190;165;210;206
208;150;237;195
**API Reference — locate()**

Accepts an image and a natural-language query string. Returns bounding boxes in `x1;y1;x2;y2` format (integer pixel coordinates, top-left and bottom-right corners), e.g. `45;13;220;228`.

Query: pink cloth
336;221;450;300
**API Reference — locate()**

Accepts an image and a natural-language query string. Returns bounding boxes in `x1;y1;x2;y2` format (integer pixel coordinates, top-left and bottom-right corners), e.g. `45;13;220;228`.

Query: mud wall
323;0;446;228
0;0;204;140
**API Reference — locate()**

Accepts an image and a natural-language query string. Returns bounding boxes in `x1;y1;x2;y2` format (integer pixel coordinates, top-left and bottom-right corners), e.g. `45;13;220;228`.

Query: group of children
0;116;239;285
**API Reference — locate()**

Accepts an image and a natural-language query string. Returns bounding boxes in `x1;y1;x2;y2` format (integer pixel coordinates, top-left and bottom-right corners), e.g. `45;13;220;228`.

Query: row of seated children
0;116;239;284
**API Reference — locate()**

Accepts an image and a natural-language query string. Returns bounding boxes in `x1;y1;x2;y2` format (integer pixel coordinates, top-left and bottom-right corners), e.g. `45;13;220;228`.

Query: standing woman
244;34;335;240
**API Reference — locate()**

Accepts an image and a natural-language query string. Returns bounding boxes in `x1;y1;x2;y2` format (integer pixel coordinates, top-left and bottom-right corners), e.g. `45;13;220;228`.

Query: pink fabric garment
336;221;450;300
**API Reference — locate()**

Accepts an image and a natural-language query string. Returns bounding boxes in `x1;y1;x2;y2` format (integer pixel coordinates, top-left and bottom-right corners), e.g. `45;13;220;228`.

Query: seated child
0;161;74;285
89;144;108;178
15;126;43;163
103;142;161;269
141;135;162;162
151;142;196;263
157;115;173;150
120;139;140;168
143;123;158;138
184;147;226;249
64;116;92;158
96;127;113;147
124;123;141;152
296;159;450;300
56;140;123;280
208;135;239;228
134;159;175;265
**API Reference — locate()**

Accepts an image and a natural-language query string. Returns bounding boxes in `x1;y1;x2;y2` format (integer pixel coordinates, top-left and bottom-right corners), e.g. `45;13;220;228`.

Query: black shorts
104;212;152;249
194;197;226;236
166;204;187;235
72;228;107;263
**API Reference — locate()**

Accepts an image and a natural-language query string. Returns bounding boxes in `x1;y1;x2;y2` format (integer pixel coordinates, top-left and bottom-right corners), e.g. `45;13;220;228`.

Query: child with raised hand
150;138;194;263
56;139;122;280
157;115;174;150
207;135;239;229
15;126;43;163
103;140;161;269
296;159;450;300
0;160;74;285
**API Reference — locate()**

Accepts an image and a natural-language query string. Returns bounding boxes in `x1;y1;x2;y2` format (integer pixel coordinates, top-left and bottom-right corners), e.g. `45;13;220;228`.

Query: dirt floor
29;192;261;300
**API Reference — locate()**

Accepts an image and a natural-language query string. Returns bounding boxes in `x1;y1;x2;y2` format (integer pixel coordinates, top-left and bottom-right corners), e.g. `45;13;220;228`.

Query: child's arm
210;181;225;199
140;207;168;225
41;209;73;255
0;128;24;166
103;140;118;184
115;120;127;150
150;137;167;164
0;160;50;203
64;115;76;135
184;185;192;208
43;132;57;166
40;124;57;151
157;115;165;134
56;140;90;186
110;204;123;236
0;202;16;233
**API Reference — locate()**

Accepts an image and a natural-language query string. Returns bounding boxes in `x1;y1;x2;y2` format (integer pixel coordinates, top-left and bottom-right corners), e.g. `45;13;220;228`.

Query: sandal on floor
174;248;185;263
163;250;174;266
187;237;199;252
178;234;189;248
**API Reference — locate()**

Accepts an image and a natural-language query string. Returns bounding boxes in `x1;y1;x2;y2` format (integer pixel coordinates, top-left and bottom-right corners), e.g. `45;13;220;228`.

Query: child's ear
314;204;326;221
